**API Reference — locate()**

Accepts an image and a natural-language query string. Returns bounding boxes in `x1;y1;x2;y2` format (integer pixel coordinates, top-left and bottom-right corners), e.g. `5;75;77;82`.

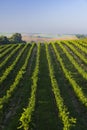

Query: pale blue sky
0;0;87;34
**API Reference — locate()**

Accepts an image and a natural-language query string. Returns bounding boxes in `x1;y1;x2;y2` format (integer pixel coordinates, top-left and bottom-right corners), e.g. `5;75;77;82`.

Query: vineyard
0;40;87;130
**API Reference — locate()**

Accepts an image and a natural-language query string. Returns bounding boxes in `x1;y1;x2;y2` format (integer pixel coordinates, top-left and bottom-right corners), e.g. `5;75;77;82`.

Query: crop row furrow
0;43;35;119
0;44;16;59
0;44;11;53
78;40;87;47
63;41;87;65
18;43;40;130
0;44;28;84
52;43;87;108
0;44;21;68
46;43;76;130
57;42;87;80
62;42;87;72
69;41;87;59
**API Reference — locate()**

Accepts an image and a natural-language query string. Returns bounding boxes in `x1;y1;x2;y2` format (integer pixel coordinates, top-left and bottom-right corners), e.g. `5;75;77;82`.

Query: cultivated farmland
0;40;87;130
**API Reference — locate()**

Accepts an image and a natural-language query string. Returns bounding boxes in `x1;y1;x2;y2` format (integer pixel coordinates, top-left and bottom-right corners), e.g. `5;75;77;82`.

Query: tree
76;34;87;39
9;33;23;43
0;36;9;44
0;33;26;44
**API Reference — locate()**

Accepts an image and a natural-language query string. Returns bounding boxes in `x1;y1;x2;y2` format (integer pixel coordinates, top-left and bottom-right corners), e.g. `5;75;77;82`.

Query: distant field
0;39;87;130
22;34;78;42
0;33;77;42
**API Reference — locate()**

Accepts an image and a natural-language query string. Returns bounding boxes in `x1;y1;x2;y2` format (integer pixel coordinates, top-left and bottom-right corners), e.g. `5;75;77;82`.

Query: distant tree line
76;34;87;39
0;33;26;44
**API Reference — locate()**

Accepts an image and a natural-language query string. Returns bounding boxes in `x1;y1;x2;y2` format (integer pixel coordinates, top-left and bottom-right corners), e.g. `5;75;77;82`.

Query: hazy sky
0;0;87;34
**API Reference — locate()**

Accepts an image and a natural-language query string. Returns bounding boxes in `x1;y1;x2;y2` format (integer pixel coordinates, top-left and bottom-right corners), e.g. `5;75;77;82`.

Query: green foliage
0;44;28;84
0;41;87;129
9;33;23;43
63;41;87;64
0;43;35;122
0;33;26;44
46;43;76;130
59;41;87;79
52;42;87;107
70;40;87;54
0;44;16;59
76;34;87;39
0;44;21;68
0;36;9;44
18;43;40;130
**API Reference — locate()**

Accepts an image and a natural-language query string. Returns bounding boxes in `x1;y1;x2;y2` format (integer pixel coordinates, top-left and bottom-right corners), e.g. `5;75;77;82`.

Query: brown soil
22;36;78;42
